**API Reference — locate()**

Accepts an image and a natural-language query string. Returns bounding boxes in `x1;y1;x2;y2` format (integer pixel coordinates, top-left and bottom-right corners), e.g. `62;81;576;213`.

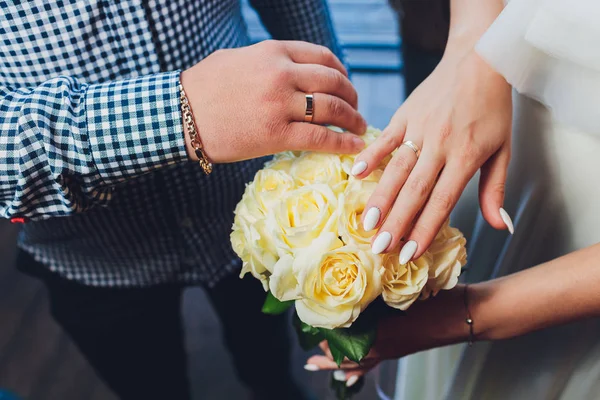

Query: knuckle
308;126;329;148
273;65;294;86
430;191;455;215
437;122;453;142
319;45;335;63
329;69;345;89
261;39;284;53
390;155;413;175
265;115;284;137
457;139;479;165
408;176;430;198
489;181;506;197
349;89;359;108
328;97;345;119
410;224;434;242
335;132;346;150
380;129;401;148
385;213;406;233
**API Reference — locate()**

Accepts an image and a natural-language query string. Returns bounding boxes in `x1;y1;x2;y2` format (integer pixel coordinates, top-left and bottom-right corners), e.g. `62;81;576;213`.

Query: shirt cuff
85;71;187;186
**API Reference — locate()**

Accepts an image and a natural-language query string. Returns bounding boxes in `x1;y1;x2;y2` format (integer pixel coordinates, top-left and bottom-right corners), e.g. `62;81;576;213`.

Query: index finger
283;41;348;77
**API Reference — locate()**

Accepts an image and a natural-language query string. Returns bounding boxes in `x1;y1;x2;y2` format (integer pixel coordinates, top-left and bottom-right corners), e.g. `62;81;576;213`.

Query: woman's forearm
472;243;600;341
447;0;505;51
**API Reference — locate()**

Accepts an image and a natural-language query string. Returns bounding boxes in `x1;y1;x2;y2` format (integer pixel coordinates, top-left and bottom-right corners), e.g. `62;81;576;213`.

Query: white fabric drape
476;0;600;135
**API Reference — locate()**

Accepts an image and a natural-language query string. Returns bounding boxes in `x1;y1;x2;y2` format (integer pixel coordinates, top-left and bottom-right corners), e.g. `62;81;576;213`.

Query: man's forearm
472;243;600;341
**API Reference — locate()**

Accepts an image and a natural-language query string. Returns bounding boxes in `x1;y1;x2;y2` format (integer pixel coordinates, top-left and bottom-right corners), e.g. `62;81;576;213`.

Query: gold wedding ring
304;94;314;123
401;140;421;158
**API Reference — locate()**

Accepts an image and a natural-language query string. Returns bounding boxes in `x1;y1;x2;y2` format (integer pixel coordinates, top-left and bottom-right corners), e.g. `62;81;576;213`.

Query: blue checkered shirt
0;0;342;287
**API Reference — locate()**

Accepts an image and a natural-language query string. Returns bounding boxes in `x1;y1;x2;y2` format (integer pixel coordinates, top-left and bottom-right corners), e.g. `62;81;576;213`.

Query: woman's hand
305;242;600;385
354;46;513;262
181;40;367;163
304;287;469;386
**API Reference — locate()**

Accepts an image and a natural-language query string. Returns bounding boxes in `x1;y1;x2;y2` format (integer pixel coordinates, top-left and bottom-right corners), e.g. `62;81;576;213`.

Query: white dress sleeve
475;0;600;134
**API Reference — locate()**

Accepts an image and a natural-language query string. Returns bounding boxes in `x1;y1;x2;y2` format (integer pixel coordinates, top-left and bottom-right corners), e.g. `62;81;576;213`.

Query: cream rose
268;253;301;302
231;171;293;289
293;233;383;329
266;183;339;253
423;221;467;298
338;178;378;245
233;218;279;290
381;251;432;310
232;182;264;226
289;152;347;193
251;168;295;212
264;151;297;172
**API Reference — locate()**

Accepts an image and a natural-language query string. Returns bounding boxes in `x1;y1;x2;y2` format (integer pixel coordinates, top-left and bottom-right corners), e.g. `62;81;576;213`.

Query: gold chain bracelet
179;82;212;175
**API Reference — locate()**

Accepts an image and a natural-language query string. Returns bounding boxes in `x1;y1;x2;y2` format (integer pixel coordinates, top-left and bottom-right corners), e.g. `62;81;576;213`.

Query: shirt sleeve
0;71;188;221
249;0;346;61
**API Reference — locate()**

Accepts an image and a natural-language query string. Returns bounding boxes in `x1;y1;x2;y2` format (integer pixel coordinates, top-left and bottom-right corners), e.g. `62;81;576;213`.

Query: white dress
390;0;600;399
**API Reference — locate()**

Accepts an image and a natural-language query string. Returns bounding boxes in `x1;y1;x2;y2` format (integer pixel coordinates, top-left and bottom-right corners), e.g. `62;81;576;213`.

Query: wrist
468;280;506;341
427;286;473;346
179;70;213;174
180;69;200;162
392;287;471;351
446;0;505;57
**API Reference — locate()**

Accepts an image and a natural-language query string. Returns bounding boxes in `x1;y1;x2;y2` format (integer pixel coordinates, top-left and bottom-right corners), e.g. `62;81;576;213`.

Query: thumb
479;144;513;233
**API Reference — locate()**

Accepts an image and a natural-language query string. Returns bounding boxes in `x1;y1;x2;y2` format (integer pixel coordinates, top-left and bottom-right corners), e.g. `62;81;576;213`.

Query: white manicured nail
399;241;418;265
499;208;514;234
346;375;359;387
351;161;368;176
372;232;392;255
304;364;319;371
363;207;380;231
333;370;347;382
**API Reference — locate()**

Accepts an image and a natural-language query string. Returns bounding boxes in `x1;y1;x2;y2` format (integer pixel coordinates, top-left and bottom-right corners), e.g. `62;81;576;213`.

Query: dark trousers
17;252;293;400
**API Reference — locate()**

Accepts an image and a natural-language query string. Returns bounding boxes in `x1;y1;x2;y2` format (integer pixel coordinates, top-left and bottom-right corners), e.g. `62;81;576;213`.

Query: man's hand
181;40;367;163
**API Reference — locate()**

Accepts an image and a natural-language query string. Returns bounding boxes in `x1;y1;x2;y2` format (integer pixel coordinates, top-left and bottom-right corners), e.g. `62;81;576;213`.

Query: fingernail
333;370;347;382
363;207;380;231
353;137;365;150
372;232;392;255
499;207;514;234
399;240;418;264
351;160;368;176
346;375;359;387
304;364;319;372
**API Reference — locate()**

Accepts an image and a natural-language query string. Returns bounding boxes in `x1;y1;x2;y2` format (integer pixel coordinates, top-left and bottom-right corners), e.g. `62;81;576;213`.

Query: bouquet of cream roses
231;127;467;396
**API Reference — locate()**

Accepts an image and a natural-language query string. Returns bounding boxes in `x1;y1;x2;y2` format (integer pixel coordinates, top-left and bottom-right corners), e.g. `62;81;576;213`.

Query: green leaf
261;291;293;315
328;342;346;367
292;312;325;351
319;321;376;364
